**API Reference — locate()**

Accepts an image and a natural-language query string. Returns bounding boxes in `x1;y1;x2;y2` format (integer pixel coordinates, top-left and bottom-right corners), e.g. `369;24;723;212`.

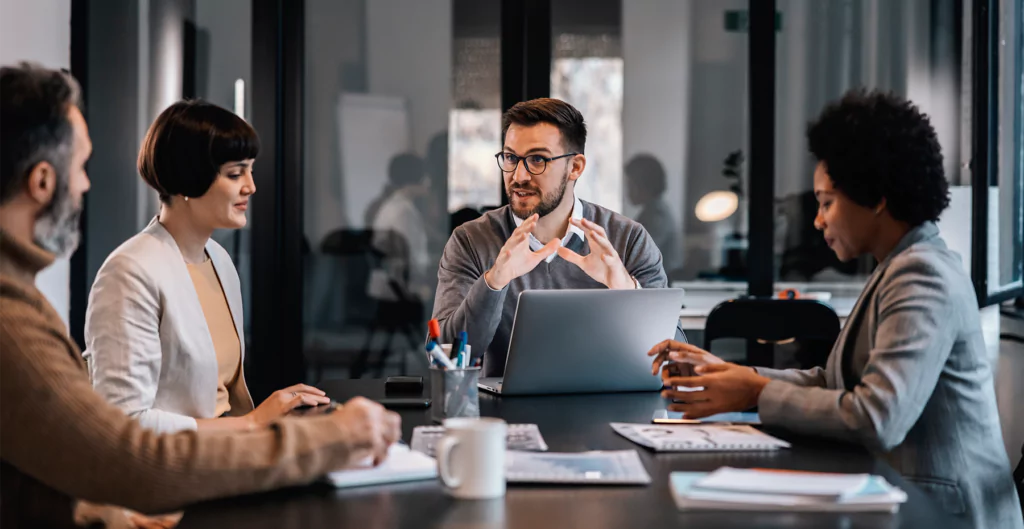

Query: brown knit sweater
0;230;361;528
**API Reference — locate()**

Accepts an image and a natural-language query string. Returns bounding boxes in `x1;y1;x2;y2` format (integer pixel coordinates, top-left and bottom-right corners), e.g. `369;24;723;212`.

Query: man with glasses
432;98;669;376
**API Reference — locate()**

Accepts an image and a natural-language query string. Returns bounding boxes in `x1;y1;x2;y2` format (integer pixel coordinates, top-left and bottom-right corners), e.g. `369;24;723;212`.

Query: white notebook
611;423;790;452
695;467;870;500
326;444;437;488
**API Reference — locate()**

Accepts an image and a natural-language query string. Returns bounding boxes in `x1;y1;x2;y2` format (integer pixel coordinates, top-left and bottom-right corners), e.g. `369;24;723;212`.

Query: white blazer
84;218;254;433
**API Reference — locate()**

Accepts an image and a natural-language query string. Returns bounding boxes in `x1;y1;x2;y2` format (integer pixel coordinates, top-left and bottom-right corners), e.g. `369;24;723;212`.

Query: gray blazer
757;222;1022;529
83;218;254;433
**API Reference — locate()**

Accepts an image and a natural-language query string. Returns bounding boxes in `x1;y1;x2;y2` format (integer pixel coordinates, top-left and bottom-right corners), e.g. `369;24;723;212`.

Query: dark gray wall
84;0;195;289
85;0;143;289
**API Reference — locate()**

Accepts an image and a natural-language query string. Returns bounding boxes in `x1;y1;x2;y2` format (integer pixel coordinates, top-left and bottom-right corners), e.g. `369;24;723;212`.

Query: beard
33;173;82;259
507;166;570;219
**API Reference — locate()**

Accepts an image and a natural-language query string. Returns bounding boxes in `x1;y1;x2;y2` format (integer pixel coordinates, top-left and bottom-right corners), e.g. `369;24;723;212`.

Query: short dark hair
0;63;81;204
388;153;425;187
501;98;587;154
807;89;950;226
625;154;667;195
138;100;260;203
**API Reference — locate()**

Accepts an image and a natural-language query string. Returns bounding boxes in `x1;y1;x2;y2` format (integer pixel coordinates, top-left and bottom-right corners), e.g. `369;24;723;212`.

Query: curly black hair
807;89;950;226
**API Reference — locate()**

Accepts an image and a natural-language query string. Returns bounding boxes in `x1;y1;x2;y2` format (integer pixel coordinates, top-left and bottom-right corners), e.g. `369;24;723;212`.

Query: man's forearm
32;412;358;514
0;330;362;515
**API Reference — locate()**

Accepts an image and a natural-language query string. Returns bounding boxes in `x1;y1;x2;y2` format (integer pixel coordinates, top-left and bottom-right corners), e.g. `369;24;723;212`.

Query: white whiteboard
337;93;411;228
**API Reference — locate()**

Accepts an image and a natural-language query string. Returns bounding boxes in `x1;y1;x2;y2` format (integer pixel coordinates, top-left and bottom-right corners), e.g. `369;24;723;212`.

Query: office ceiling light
695;190;739;222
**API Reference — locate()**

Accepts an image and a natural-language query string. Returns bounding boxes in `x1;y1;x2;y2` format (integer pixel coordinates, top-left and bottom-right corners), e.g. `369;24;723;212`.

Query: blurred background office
2;0;1020;471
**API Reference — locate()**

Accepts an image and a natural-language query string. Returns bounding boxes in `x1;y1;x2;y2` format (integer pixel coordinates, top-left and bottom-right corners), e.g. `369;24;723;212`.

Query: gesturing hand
647;339;725;376
660;363;770;419
557;218;634;290
484;213;560;290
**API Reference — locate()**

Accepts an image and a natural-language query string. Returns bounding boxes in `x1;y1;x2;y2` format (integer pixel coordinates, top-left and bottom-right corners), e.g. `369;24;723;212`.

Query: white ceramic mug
436;417;507;499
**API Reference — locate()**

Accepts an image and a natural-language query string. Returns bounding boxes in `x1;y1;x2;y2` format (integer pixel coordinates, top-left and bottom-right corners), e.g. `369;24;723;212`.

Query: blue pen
450;333;465;361
454;331;468;368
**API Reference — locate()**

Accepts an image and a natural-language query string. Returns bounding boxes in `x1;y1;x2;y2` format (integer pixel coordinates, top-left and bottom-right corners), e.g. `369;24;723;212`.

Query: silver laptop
478;288;685;396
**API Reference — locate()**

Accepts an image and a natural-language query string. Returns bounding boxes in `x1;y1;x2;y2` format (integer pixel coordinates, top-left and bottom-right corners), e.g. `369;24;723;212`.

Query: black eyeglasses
495;152;579;175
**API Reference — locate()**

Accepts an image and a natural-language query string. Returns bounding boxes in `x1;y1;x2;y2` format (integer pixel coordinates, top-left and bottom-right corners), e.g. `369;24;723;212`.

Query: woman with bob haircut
85;100;329;433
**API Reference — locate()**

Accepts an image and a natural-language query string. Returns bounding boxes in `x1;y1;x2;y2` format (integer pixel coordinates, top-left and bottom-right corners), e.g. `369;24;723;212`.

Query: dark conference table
179;379;965;529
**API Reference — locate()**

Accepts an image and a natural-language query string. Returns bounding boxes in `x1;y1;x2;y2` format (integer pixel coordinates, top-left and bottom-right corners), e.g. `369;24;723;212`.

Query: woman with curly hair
648;89;1023;528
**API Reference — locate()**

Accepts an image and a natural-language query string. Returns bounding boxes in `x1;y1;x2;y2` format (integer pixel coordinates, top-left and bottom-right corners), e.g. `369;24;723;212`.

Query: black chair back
318;229;424;378
450;207;483;235
703;298;841;369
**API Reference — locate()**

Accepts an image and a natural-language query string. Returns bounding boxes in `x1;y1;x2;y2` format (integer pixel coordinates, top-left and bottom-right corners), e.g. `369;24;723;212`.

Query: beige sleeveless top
187;258;241;417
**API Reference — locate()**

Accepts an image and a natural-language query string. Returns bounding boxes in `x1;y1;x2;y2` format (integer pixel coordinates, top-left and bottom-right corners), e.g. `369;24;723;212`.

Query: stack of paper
611;423;790;452
670;467;907;513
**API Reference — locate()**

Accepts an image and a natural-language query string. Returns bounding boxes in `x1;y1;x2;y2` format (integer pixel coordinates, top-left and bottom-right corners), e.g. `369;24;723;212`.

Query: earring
184;196;189;202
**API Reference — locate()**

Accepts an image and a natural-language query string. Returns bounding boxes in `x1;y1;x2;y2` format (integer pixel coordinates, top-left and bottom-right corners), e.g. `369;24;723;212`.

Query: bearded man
431;98;671;376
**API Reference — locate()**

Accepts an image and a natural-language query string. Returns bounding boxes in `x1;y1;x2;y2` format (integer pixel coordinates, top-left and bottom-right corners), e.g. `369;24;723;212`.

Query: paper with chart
611;423;790;452
505;450;651;485
410;424;548;457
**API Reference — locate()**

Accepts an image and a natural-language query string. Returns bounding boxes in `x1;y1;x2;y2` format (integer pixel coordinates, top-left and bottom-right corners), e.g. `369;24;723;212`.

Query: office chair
312;229;425;380
308;230;376;380
352;229;427;378
703;298;841;369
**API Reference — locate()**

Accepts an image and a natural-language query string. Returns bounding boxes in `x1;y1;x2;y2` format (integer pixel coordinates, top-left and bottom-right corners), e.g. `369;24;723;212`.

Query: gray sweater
431;200;669;376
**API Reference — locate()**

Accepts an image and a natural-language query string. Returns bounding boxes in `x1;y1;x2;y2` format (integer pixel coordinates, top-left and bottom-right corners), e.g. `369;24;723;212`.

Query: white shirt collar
513;193;585;263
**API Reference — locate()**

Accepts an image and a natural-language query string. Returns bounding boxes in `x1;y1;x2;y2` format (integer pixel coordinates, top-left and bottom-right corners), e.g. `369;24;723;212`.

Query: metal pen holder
430;366;481;423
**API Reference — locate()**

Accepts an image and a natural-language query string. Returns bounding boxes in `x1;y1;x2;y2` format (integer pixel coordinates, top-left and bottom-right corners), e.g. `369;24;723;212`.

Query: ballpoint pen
454;331;468;368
